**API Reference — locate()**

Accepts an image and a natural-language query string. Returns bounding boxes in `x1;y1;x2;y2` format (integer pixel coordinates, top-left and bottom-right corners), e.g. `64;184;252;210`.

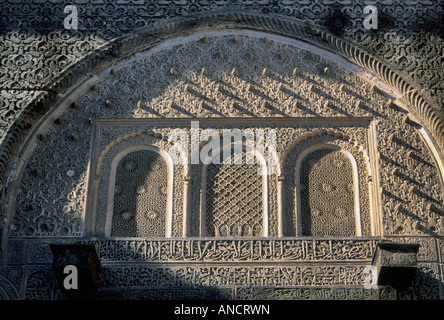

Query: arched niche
85;127;181;238
200;141;269;237
107;146;172;238
282;133;376;237
295;144;361;237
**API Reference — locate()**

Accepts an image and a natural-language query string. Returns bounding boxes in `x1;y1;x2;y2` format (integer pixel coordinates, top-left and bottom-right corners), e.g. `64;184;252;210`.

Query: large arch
1;11;443;245
1;12;443;248
0;8;443;301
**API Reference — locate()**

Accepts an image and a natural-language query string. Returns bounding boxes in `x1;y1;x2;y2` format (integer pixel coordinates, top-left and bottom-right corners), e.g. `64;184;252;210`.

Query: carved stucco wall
0;1;443;300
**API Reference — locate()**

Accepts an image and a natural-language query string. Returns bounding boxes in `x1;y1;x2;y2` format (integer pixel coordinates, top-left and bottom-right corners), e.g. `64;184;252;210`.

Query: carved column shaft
277;175;285;237
183;176;192;237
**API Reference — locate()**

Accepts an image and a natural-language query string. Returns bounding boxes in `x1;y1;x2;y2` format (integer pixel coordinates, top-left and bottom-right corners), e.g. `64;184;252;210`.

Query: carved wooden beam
371;242;420;298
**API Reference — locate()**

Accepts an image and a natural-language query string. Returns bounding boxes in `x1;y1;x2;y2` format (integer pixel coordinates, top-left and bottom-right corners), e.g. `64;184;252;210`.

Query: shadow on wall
411;266;442;300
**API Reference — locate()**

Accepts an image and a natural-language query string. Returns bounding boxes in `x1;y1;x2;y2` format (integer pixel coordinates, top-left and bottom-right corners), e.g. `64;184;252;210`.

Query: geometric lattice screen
111;150;167;237
205;149;263;237
299;148;356;236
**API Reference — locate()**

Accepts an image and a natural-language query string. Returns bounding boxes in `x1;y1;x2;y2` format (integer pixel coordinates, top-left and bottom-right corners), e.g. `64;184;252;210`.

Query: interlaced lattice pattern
300;148;356;236
112;150;167;237
205;151;263;237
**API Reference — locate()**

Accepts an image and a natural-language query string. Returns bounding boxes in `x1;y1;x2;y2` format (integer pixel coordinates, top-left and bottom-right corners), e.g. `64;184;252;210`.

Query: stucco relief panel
7;32;443;240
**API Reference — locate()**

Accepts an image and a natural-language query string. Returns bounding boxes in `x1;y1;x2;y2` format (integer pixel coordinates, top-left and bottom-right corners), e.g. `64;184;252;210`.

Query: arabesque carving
0;6;443;300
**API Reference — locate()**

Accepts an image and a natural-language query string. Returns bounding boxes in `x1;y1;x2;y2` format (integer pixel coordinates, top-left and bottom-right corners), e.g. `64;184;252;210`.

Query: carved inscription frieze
80;238;377;263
